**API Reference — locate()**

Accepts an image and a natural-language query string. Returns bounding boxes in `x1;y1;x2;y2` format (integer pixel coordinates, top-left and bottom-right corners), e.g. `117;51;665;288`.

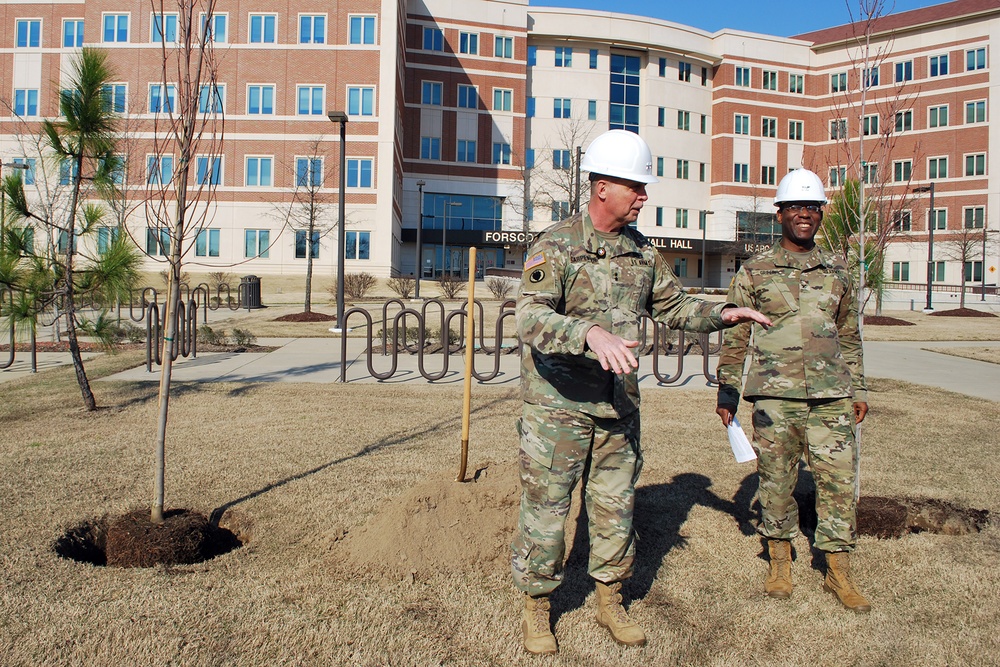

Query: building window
347;86;375;116
966;100;986;123
894;110;912;132
96;227;118;254
699;210;708;231
862;114;879;136
966;47;986;71
245;156;273;187
965;153;986;176
830;166;846;187
423;27;443;51
349;15;376;45
149;84;176;113
863;66;879;88
420;137;441;160
103;14;128;43
295;158;322;187
608;53;640;132
656;207;663;227
734;163;749;183
931;261;945;282
555;46;572;67
299;14;325;44
894;60;913;83
679;61;692;82
495;35;513;59
100;84;126;113
196;229;220;257
761;117;776;138
294;230;319;259
675;209;688;229
701;66;708;85
965;261;984;282
199;84;224;113
762;70;776;90
196;156;222;185
674;258;687;277
928;157;948;179
761;165;776;185
12;158;36;185
676;159;689;180
550;201;570;221
789;120;803;141
249;14;276;43
63;19;84;47
147;155;174;185
247;85;275;115
492;142;511;165
677;110;690;131
893;160;911;182
929;105;948;128
296;86;323;115
656;157;664;177
789;73;803;93
590;49;598;69
892;210;912;232
345;231;370;260
831;72;847;92
13;89;39;117
863;163;879;184
892;261;910;281
830;118;847;140
59;160;79;185
734;114;749;135
964;206;985;229
457;140;476;163
701;114;707;134
146;228;170;257
735;66;750;87
588;100;597;121
527;46;537;66
930;54;949;77
552;98;570;118
346;158;373;188
699;163;706;182
421;81;442;106
457;85;478;109
930;208;947;230
244;229;270;258
659;57;667;77
459;31;478;54
152;13;178;42
553;149;571;170
16;19;41;48
201;13;227;43
493;89;513;112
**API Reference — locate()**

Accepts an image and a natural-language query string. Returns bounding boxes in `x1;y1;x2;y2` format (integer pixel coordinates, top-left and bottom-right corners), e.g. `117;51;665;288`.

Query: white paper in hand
727;418;757;463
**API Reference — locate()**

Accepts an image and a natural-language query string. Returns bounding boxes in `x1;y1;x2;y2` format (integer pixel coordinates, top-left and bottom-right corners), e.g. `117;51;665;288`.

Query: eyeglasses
781;204;823;214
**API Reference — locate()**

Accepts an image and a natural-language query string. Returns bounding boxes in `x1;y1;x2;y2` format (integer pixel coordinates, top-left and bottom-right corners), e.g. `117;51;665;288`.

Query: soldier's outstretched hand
720;306;772;328
585;325;640;375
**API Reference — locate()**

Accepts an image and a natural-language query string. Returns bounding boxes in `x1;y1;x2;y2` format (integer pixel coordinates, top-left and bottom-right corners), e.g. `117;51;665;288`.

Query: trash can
239;275;263;310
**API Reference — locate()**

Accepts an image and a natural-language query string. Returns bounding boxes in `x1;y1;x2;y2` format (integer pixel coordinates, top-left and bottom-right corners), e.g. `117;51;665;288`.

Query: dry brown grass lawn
0;354;998;666
925;346;1000;365
863;310;1000;341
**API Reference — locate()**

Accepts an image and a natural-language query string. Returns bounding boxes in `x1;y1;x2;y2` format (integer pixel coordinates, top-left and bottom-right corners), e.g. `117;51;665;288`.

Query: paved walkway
3;337;998;401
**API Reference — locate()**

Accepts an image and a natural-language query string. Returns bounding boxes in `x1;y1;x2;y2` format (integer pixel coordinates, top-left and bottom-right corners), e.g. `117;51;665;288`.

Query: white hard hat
581;129;658;184
774;168;827;206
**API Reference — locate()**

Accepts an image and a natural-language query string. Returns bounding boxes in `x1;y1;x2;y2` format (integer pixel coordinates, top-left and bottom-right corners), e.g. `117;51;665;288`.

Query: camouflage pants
511;403;643;596
751;398;858;553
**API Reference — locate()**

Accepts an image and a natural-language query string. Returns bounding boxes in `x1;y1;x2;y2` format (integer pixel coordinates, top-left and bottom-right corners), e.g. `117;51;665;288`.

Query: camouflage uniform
513;211;734;596
717;243;867;552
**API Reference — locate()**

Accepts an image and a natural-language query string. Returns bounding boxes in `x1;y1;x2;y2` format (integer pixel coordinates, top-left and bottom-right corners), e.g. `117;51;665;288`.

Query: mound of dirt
337;464;519;580
272;311;337;322
858;496;990;539
864;315;915;326
929;308;997;318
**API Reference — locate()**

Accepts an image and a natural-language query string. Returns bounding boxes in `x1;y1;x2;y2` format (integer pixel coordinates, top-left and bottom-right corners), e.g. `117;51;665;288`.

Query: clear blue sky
530;0;946;37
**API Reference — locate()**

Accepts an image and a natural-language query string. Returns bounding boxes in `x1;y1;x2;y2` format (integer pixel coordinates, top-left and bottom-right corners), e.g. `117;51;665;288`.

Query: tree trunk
959;273;966;309
64;154;96;411
304;221;314;313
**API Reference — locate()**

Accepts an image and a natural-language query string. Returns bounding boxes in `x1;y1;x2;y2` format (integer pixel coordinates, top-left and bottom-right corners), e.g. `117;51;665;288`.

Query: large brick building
1;0;995;293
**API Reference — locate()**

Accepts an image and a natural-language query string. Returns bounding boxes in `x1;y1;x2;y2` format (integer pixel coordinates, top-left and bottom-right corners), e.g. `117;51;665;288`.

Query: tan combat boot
522;594;558;655
764;539;793;599
823;551;872;613
594;581;646;647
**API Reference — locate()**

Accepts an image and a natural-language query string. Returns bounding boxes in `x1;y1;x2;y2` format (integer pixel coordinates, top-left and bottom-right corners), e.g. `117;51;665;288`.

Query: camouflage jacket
517;211;732;419
716;243;867;410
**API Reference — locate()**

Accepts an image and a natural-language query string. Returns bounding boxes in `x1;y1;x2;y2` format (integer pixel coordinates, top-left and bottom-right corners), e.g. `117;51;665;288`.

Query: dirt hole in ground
796;493;990;539
54;508;251;567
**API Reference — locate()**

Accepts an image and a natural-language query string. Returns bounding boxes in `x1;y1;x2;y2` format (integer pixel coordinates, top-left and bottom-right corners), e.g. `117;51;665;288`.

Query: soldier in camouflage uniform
513;130;772;655
716;168;871;613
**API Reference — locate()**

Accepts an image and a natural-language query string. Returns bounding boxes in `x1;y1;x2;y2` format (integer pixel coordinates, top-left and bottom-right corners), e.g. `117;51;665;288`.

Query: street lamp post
913;182;936;311
415;180;426;298
443;200;462;278
327;110;348;332
700;210;714;293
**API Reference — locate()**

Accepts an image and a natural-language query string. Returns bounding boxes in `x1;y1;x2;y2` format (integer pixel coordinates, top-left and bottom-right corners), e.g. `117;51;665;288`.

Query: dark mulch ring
864;315;915;326
929;307;998;318
54;508;246;568
272;311;337;322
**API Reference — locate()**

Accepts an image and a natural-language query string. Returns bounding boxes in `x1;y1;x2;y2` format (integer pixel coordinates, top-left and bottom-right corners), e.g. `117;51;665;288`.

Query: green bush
198;325;228;346
231;328;257;347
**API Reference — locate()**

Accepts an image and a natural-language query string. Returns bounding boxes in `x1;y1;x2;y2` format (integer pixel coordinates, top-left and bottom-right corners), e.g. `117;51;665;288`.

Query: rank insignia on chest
596;247;607;258
524;252;546;271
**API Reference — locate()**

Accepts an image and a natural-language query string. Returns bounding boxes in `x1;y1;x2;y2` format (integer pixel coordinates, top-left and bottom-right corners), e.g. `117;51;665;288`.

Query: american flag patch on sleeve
524;252;546;271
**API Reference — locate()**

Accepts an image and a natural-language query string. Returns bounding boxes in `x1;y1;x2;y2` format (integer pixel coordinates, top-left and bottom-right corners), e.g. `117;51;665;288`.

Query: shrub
386;276;415;299
329;272;378;301
486;277;515;300
437;274;465;299
198;325;228;346
109;322;145;344
207;271;236;290
231;328;257;347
